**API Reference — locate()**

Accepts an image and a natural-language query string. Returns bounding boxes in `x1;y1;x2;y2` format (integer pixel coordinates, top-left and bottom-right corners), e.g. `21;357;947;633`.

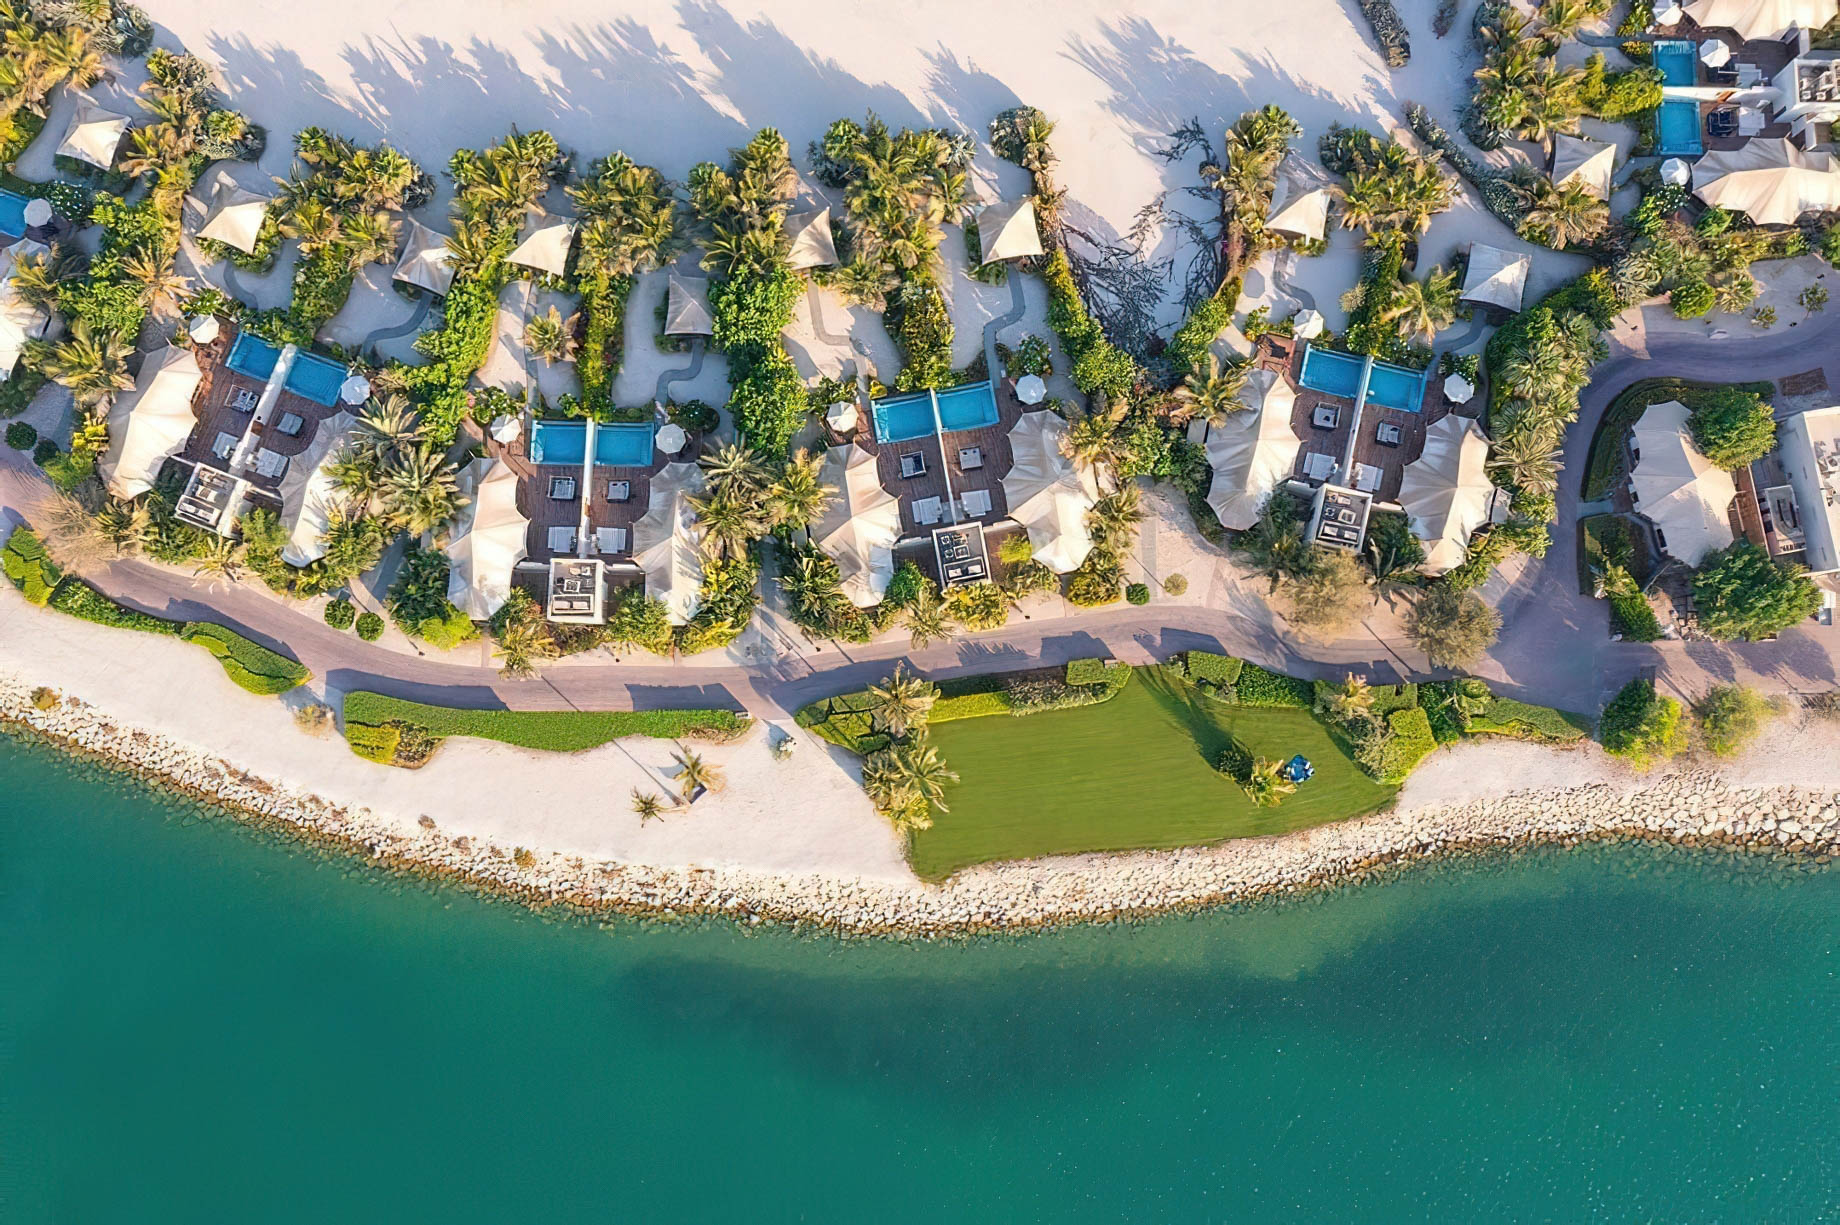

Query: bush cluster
1042;250;1138;400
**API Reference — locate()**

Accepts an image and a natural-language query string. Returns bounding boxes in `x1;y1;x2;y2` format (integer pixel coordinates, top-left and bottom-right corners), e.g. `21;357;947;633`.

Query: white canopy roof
1460;243;1531;312
784;208;839;271
663;273;713;336
1550;135;1617;199
1000;410;1100;572
1292;308;1325;338
1684;0;1835;40
507;218;575;278
813;444;902;608
1266;178;1332;242
1444;372;1476;404
1692;139;1840;227
443;457;529;620
278;412;358;567
57;100;128;170
825;400;859;431
1631;400;1737;565
632;461;707;624
974;198;1044;264
393;218;456;296
0;237;51;380
98;345;203;499
195;177;270;253
1397;415;1494;576
1204;367;1303;531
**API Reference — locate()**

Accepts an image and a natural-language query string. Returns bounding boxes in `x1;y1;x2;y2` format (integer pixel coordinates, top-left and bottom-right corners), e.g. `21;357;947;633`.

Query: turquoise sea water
2;734;1835;1222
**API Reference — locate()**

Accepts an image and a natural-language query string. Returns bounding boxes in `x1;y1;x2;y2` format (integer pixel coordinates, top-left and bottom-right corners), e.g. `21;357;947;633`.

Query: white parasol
338;374;372;405
825;400;859;432
1016;373;1047;404
1292;309;1325;338
656;422;687;454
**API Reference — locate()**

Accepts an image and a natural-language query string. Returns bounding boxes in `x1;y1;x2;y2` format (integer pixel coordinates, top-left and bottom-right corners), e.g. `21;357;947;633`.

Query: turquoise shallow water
2;734;1836;1222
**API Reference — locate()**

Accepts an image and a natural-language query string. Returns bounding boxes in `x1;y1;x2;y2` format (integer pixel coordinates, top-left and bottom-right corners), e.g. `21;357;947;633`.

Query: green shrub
1368;707;1438;783
1687;386;1775;469
1163;573;1188;595
1186;651;1244;688
1670;280;1715;318
1041;249;1138;399
344;721;403;765
1165;294;1236;378
1693;684;1774;757
418;607;479;650
1065;659;1132;695
342;692;744;762
1469;698;1590;742
1234;662;1314;708
2;529;59;605
32;438;57;466
323;598;356;629
1598;677;1687;770
49;581;185;634
355;612;385;641
5;421;35;449
886;279;955;392
1692;542;1822;641
1125;581;1151;605
181;622;311;694
1065;562;1121;607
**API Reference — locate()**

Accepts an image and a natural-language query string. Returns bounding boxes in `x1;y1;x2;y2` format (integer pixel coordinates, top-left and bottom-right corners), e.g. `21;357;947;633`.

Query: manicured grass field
341;692;746;764
909;667;1398;881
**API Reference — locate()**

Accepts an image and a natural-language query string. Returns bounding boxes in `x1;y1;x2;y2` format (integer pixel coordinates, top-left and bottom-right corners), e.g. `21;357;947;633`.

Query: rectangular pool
529;420;657;468
224;332;351;406
1299;346;1426;412
1654;39;1697;86
1656;99;1704;156
872;381;1000;443
0;189;29;238
226;331;281;381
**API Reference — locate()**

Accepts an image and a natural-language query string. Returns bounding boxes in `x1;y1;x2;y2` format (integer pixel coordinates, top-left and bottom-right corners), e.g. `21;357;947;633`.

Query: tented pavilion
507;218;575;278
1630;400;1737;565
195;174;271;253
98;345;205;499
1265;176;1332;242
57;100;128;170
0;237;51;380
1684;0;1837;40
973;199;1044;265
1550;135;1617;199
444;458;530;620
278;412;357;567
632;461;707;624
1691;140;1840;226
813;444;902;607
1000;411;1100;573
1204;367;1303;531
663;273;714;336
1396;415;1494;576
784;208;839;271
393;218;456;296
1460;243;1532;312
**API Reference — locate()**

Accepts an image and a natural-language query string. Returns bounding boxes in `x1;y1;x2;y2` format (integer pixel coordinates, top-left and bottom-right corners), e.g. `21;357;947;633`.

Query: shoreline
4;672;1835;937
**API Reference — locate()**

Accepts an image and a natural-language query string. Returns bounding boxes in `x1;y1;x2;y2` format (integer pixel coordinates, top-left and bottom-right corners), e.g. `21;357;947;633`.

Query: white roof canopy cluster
663;273;714;336
784;207;839;271
507;217;576;278
1630;400;1737;565
444;458;530;620
1550;135;1617;199
1460;243;1532;312
1692;139;1840;227
1397;415;1494;576
57;99;128;170
393;218;456;296
1205;367;1303;531
194;172;271;254
0;237;51;381
99;345;204;499
279;412;358;567
973;198;1044;264
632;461;707;624
813;444;902;607
1000;411;1100;573
1265;173;1332;242
1684;0;1836;40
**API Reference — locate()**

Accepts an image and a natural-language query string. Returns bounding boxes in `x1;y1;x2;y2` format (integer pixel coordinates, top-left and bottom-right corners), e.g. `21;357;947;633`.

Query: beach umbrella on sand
656;422;687;455
1700;38;1731;66
1015;373;1047;405
339;374;371;406
1292;308;1325;338
1444;372;1476;404
1660;157;1692;186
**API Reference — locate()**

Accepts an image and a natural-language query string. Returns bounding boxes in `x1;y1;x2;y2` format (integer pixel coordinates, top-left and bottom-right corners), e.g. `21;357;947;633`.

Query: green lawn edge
341;692;748;763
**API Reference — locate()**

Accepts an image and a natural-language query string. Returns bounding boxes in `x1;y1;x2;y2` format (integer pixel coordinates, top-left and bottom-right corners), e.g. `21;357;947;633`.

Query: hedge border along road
341;692;749;766
1582;376;1775;501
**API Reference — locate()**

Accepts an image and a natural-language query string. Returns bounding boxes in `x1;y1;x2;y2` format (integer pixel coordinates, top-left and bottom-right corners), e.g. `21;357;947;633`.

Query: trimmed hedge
1375;707;1438;783
2;529;59;606
48;580;184;634
341;692;746;762
345;721;402;765
180;623;310;695
1185;650;1244;688
355;612;384;641
1233;662;1314;708
1470;698;1590;743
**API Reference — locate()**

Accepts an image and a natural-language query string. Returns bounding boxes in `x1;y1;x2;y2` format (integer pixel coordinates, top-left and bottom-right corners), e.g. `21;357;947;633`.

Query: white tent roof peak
974;198;1044;264
393;217;456;296
1630;400;1737;565
444;458;529;620
0;236;52;382
1550;135;1617;199
279;412;359;567
1691;139;1840;227
195;173;271;254
1397;415;1493;576
98;345;204;499
57;99;128;170
1460;243;1532;312
814;444;902;607
664;273;714;336
1204;367;1303;531
1265;173;1332;241
1684;0;1835;40
507;217;576;277
632;461;708;624
1000;410;1101;572
784;207;839;271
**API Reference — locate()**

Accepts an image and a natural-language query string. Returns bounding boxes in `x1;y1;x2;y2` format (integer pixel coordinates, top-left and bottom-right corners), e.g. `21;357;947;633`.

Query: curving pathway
981;263;1028;380
654;338;706;404
361;295;433;349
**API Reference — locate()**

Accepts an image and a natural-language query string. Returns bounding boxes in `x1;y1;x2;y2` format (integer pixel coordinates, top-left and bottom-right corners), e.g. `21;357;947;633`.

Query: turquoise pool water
873;381;1000;443
1655;39;1697;85
0;188;30;237
224;332;351;407
1299;346;1426;412
1657;100;1704;156
529;420;656;467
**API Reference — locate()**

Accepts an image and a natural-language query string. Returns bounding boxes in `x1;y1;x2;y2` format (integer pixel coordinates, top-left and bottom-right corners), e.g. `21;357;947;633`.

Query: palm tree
341;209;400;270
121;248;193;321
700;442;771;501
672;748;724;803
863;662;937;739
9;245;77;312
32;488;114;575
191;536;245;589
630;789;667;823
570;152;681;279
94;498;152;555
688;491;767;562
1488;430;1562;495
1380;265;1461;341
277;198;344;256
769;449;833;531
901;582;955;649
1240;757;1297;808
1171;353;1250;427
380;443;462;536
1087;485;1146;554
493;615;559;679
872;734;958;811
33;319;134;409
1521;178;1609;249
1061;409;1116;469
1323;674;1374;721
522;305;577;363
777;549;849;629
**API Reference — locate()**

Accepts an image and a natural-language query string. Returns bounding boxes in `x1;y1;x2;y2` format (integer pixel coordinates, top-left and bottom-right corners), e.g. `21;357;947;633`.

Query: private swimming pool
1298;346;1427;412
872;381;1000;443
1654;39;1697;86
224;332;352;407
1656;100;1704;156
529;420;657;467
0;189;29;238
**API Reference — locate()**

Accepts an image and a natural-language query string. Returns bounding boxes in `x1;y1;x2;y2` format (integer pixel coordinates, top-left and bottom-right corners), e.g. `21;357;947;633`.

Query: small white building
1459;244;1531;313
1767;404;1840;573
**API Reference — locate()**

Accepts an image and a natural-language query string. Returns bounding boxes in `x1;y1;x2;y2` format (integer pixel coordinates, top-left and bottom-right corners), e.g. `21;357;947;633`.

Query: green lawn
341;692;746;764
909;667;1398;881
